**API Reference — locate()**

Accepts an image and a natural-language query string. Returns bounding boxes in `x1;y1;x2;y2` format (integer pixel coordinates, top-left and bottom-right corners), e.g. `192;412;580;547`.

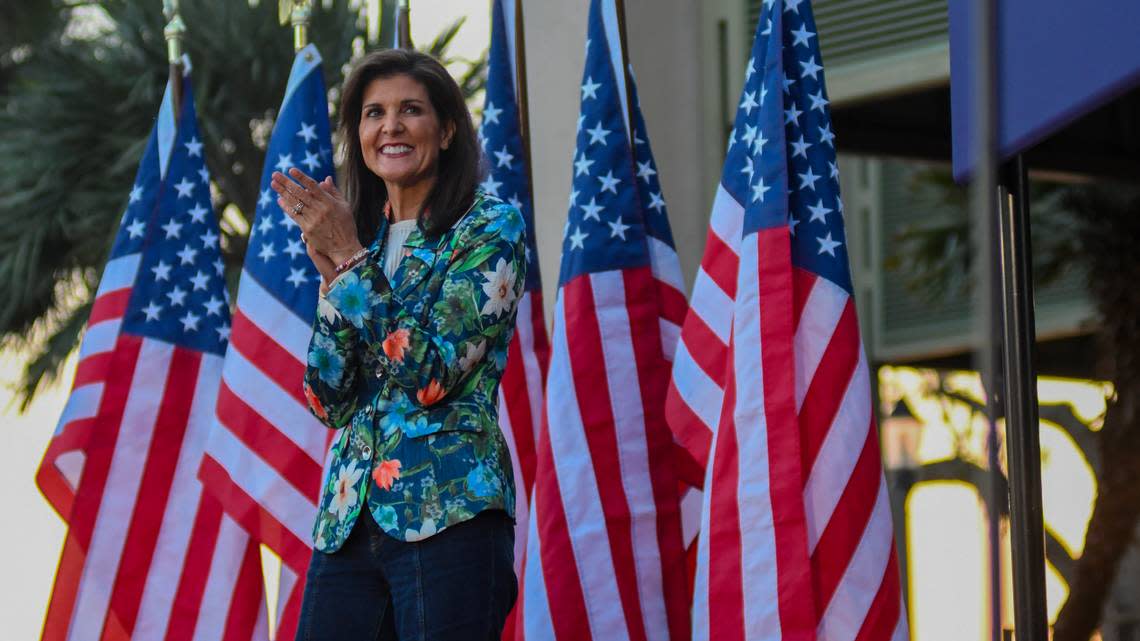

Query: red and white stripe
517;268;689;641
664;185;742;481
200;274;338;640
38;252;268;641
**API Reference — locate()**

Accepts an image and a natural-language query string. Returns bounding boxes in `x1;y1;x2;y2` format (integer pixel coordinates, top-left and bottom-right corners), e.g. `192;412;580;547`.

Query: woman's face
358;74;452;190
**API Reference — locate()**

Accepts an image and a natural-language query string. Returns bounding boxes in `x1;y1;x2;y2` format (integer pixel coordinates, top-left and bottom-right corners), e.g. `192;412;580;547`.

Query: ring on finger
292;201;305;215
301;232;308;244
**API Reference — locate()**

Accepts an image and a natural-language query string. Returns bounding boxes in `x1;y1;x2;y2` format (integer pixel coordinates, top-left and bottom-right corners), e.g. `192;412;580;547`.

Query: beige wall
522;0;733;320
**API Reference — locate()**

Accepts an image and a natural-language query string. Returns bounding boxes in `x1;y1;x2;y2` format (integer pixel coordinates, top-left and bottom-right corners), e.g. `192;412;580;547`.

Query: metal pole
162;0;185;119
610;0;640;150
396;0;413;49
998;154;1049;641
290;0;312;51
968;0;1002;638
513;0;535;201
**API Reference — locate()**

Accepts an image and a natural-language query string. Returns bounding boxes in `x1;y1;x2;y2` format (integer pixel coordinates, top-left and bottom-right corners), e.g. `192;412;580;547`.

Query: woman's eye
402;105;420;114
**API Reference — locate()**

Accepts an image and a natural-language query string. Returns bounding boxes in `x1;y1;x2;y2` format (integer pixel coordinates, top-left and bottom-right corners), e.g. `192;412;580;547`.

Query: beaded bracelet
334;248;369;275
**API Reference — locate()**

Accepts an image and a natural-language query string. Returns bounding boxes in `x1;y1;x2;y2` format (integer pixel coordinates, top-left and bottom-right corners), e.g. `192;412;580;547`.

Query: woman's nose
381;114;403;135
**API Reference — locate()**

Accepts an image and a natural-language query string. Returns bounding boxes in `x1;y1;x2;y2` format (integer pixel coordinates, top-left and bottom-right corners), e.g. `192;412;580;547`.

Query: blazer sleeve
302;288;365;429
314;202;526;413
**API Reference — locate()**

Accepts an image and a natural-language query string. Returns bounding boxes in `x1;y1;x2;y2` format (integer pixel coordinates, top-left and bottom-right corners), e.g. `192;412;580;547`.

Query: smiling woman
269;49;525;641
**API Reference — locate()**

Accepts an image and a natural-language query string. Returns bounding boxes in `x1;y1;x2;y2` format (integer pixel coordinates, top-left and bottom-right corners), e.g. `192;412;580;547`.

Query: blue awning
950;0;1140;182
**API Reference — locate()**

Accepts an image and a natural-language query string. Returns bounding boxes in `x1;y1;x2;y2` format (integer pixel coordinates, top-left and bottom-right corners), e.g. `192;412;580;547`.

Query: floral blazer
302;192;525;550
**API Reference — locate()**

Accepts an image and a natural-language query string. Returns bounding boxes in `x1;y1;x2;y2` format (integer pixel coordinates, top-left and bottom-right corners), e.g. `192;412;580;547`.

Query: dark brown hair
338;49;483;243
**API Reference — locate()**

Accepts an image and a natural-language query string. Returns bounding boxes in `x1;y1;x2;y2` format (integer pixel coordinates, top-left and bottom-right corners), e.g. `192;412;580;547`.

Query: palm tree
892;170;1140;641
0;1;486;406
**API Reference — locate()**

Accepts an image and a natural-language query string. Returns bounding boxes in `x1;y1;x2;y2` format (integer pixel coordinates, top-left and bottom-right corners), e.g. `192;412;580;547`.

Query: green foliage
0;2;487;407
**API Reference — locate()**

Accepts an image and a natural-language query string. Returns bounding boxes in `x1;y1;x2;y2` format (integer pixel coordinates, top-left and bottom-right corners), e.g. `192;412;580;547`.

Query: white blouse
383;219;418;280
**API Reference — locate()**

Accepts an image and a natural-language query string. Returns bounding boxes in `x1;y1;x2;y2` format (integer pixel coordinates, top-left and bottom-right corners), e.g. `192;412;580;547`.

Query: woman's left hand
271;168;364;266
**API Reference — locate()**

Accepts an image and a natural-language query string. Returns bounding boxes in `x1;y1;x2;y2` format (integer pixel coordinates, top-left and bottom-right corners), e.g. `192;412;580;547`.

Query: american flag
478;0;551;580
681;2;907;640
37;75;268;641
515;1;689;639
198;44;335;640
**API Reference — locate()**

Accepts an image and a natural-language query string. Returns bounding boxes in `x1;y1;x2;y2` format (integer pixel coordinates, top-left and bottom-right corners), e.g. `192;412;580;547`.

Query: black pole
998;154;1049;641
969;0;1003;637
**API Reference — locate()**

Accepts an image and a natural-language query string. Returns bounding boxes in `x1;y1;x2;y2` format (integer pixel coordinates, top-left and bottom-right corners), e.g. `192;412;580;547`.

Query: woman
271;49;525;641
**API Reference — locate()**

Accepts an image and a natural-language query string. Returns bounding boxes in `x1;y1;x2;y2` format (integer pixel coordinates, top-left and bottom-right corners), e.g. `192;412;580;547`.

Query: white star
258;188;273;209
789;216;801;236
634;133;645;146
581;76;601;100
142;301;162;321
577;114;586;133
508;195;524;210
297;122;318;143
752;130;769;155
761;18;773;36
807;199;832;223
739;90;759;116
791;135;812;159
828;161;840;179
798;166;821;191
213;257;225;276
597;171;620;194
167;285;188;307
286;267;307;288
482;102;502;125
785;104;803;127
129;184;143;203
257;215;274;235
184;136;203;157
782;72;796;94
188;203;209;223
741;124;758;147
581;197;604;221
574;152;592;176
745;60;756;81
800;56;823;80
275;153;293;173
791;23;816;47
200;229;219;248
818;123;836;147
216;323;231;343
189;270;210;290
302;150;321;172
760;84;769;105
784;0;804;13
636;160;657;183
204;295;224;316
568;226;588;250
817;232;842;257
180;311;201;332
608;216;630;240
284;237;305;259
751;178;771;203
151;261;172;281
586;121;611;146
126;219;146;239
494;145;514;169
174;177;196;199
741;156;755;180
162;219;183;239
648;191;666;213
808;90;829;112
480;175;502;197
726;128;737;151
567;187;580;207
177;244;198;265
197;167;210;184
258;243;277;262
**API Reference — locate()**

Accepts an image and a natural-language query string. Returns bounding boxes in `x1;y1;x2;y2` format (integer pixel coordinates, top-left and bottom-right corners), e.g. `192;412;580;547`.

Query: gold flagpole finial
281;0;313;51
162;0;185;66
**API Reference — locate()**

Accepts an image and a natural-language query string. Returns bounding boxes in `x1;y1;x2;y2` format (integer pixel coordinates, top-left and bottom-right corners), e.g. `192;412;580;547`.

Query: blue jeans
294;508;517;641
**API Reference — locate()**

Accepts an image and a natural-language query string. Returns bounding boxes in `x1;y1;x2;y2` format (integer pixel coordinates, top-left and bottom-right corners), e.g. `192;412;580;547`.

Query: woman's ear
441;121;456;150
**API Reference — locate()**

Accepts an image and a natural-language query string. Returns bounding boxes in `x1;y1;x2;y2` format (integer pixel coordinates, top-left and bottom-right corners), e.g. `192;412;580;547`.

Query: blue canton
727;0;852;293
119;78;232;354
245;44;335;323
559;0;661;285
479;0;542;293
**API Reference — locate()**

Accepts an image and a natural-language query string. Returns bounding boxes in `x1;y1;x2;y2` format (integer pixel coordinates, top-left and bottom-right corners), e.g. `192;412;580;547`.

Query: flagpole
513;0;535;196
162;0;185;120
396;0;413;49
290;0;312;51
611;0;640;149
